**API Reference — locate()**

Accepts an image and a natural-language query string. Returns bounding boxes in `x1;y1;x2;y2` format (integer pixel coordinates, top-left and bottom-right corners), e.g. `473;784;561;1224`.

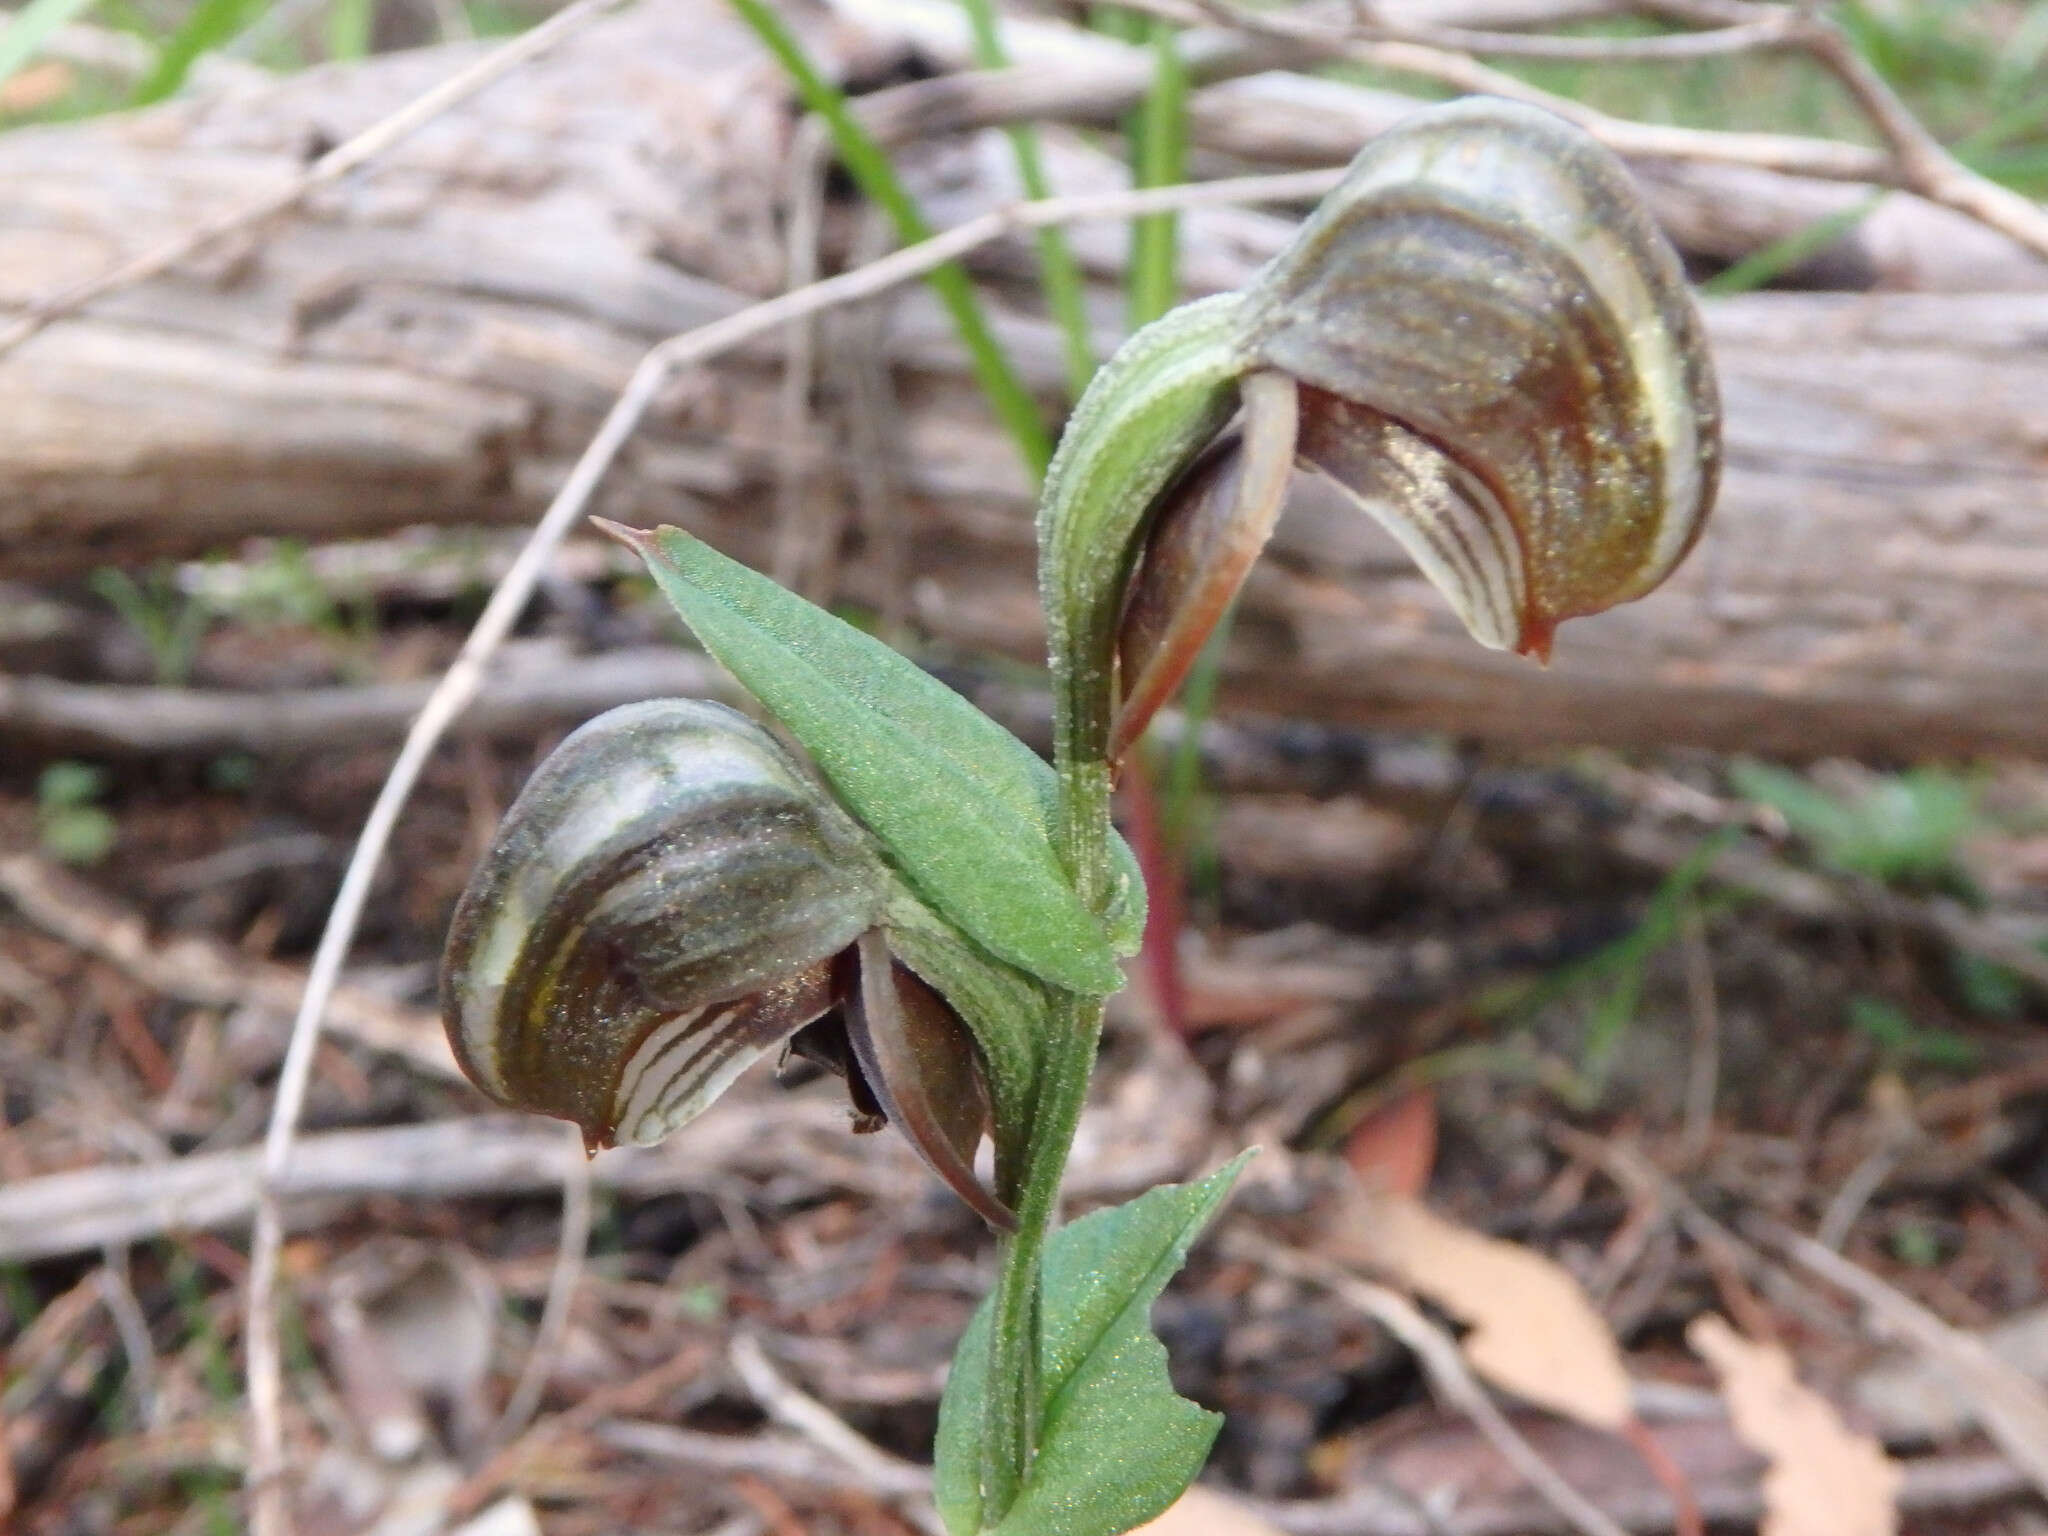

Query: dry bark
4;1;2048;758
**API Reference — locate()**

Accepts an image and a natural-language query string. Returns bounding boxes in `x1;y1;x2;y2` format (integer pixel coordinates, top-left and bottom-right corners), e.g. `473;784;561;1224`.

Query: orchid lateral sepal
1111;369;1298;762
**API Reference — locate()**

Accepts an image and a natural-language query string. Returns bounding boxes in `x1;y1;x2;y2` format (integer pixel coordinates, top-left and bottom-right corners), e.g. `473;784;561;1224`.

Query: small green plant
439;100;1721;1535
1845;994;1981;1072
219;539;380;674
1480;831;1741;1098
91;564;212;685
1730;760;1979;888
1890;1220;1947;1269
37;760;117;866
1949;949;2039;1018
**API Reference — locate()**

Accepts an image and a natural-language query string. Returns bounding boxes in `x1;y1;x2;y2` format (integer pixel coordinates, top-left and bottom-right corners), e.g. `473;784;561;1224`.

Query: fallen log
3;1;2047;759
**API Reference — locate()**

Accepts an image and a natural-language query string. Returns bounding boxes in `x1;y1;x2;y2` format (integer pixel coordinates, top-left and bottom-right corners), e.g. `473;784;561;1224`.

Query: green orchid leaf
613;523;1142;996
936;1153;1254;1536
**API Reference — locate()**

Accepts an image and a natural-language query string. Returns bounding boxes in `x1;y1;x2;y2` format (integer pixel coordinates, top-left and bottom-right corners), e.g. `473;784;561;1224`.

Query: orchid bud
440;698;1016;1227
1089;97;1721;760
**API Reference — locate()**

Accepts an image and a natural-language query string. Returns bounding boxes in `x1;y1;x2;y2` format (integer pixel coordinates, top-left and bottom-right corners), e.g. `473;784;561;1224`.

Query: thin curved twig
237;160;1345;1536
488;1121;593;1445
729;1332;945;1535
1247;1238;1632;1536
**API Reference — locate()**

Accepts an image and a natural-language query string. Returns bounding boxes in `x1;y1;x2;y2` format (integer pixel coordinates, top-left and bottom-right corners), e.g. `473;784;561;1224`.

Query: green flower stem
957;0;1097;401
976;729;1117;1527
978;292;1254;1528
727;0;1053;480
979;982;1101;1524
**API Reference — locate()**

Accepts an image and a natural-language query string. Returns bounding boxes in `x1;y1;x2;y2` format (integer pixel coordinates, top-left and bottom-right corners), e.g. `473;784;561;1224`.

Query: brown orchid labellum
440;698;1014;1229
1110;98;1721;762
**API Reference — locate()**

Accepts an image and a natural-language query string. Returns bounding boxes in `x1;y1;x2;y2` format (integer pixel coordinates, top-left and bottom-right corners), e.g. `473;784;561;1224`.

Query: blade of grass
0;0;100;90
1126;13;1187;330
324;0;375;61
728;0;1052;480
1701;190;1887;295
1159;599;1229;889
132;0;269;102
958;0;1096;401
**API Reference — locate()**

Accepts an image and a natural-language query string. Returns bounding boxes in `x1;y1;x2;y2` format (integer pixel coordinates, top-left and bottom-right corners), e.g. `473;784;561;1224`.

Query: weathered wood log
3;1;2047;760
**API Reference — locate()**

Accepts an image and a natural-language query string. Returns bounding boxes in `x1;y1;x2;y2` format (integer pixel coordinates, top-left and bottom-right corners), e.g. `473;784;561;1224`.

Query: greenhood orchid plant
440;97;1720;1536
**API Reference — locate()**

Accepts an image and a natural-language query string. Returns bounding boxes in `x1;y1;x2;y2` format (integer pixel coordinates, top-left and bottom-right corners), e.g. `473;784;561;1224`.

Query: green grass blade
1702;191;1887;296
0;0;100;91
727;0;1052;480
132;0;269;102
1126;14;1186;329
325;0;376;61
1159;596;1231;892
958;0;1096;400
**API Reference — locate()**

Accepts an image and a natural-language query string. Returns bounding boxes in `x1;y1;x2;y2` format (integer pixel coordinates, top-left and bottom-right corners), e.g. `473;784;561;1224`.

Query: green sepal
1037;292;1253;770
615;523;1143;995
935;1153;1255;1536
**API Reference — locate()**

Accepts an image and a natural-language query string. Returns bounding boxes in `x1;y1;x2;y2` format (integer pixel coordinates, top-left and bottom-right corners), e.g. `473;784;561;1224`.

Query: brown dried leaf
1334;1190;1632;1430
1689;1314;1899;1536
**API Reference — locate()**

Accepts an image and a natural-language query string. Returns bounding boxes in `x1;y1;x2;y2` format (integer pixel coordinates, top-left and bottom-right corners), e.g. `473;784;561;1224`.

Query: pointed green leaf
935;1154;1254;1536
618;524;1141;996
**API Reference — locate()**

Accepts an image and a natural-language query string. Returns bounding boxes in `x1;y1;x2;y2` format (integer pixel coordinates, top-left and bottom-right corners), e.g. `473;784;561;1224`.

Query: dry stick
0;852;454;1081
1395;18;1790;60
1755;1216;2048;1500
597;1417;936;1500
1639;0;2048;255
0;0;629;359
1777;9;2048;258
1305;3;1797;60
488;1120;593;1446
1116;0;1891;182
237;161;1345;1535
95;1259;160;1430
769;114;834;594
729;1333;945;1536
1249;1239;1631;1536
1184;0;2048;260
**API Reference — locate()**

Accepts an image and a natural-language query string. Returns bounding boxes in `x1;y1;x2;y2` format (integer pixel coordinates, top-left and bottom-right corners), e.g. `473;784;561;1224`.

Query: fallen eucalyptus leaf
1333;1188;1632;1431
1691;1314;1899;1536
